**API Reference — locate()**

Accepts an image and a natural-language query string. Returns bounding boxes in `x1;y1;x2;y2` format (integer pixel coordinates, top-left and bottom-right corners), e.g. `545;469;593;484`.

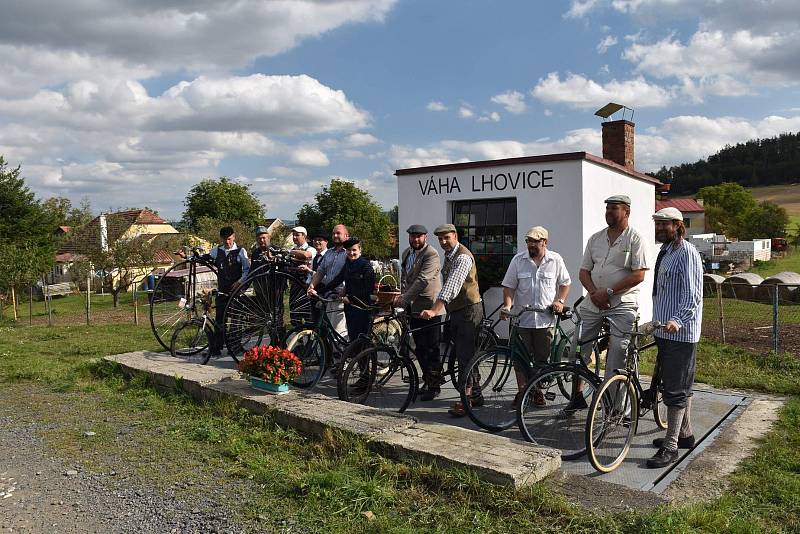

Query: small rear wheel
339;346;417;413
170;318;212;364
460;348;527;432
285;329;327;389
585;373;639;473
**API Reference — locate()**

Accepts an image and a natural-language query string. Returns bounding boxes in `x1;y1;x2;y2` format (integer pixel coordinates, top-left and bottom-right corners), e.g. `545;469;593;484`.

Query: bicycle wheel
446;324;500;390
149;259;217;351
461;348;528;432
517;364;600;459
169;318;212;364
285;328;327;389
585;373;639;473
653;384;668;429
557;340;602;400
223;270;296;360
340;346;417;413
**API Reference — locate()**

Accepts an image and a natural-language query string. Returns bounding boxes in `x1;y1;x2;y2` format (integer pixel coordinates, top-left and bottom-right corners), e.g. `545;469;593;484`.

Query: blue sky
1;0;799;220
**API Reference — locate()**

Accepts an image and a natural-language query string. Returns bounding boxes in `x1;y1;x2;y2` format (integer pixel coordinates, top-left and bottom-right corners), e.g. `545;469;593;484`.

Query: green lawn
1;323;798;532
2;290;139;319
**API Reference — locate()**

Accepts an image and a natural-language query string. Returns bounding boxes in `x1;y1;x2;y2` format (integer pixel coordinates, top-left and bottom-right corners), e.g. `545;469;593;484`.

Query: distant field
749;184;800;215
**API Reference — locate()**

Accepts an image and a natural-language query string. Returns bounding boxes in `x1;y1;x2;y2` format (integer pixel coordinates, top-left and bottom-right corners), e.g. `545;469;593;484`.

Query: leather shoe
652;435;695;449
563;395;588;413
646;447;679;468
420;386;440;401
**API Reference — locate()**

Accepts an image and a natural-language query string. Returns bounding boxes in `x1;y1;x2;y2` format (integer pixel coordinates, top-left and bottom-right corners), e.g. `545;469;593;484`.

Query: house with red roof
655;198;706;236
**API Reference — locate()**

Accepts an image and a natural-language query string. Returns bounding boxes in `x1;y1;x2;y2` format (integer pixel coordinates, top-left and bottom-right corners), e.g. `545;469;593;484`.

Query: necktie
406;250;416;274
652;247;667;296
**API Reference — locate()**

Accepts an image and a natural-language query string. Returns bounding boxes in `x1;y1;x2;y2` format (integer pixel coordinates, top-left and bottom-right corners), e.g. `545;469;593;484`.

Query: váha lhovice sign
417;169;555;196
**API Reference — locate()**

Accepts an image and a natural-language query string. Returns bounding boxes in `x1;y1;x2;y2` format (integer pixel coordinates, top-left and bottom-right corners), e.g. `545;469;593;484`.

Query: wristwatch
557;298;565;304
606;287;614;296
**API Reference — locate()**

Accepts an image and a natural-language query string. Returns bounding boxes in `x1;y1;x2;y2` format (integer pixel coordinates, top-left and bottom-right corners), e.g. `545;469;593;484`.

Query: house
396;111;662;324
655;198;706;236
51;209;208;290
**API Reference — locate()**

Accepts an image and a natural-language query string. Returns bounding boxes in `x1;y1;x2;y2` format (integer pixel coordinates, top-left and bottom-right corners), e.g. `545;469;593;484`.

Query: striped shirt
437;243;473;304
315;246;348;292
653;239;703;343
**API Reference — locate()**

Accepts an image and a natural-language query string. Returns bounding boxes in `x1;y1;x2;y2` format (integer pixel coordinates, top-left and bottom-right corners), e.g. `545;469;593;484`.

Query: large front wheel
585;373;639;473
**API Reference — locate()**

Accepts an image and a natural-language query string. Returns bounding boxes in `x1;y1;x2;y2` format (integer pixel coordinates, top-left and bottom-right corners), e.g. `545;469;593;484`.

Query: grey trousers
451;302;482;391
579;303;638;381
655;337;696;408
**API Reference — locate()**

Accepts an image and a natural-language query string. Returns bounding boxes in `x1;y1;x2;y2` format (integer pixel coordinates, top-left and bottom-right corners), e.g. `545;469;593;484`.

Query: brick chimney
602;119;635;170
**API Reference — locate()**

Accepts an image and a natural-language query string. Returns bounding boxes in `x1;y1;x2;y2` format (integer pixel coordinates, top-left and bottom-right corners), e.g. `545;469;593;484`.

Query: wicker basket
375;290;400;305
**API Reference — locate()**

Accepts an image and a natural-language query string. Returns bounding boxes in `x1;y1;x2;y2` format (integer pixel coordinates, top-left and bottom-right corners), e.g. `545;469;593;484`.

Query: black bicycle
515;296;611;460
169;289;227;364
585;321;667;473
149;247;217;352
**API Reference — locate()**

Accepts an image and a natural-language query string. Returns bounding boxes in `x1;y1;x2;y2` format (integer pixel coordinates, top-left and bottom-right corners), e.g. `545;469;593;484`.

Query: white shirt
501;250;571;328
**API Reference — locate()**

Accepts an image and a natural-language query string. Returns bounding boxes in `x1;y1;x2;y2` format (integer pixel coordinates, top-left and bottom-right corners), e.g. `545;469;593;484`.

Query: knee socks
664;406;686;451
679;396;693;439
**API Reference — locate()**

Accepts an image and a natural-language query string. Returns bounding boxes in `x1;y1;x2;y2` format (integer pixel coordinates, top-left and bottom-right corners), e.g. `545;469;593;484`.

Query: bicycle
222;248;312;360
458;301;579;432
169;289;227;364
515;296;612;459
585;321;667;473
439;302;502;391
149;247;217;352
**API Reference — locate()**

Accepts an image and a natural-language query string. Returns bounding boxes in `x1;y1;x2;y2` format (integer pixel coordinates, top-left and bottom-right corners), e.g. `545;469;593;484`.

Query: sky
2;0;800;221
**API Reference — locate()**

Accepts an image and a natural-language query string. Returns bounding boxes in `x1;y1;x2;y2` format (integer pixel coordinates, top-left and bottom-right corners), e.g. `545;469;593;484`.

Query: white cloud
565;0;601;18
596;35;618;54
0;1;398;75
426;101;448;111
289;148;330;167
531;72;673;109
345;133;380;146
477;112;501;123
458;106;475;119
490;91;527;114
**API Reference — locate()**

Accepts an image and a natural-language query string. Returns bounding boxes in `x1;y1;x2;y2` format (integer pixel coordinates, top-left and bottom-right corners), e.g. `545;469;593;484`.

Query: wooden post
773;285;780;353
717;286;725;344
133;287;139;325
11;287;17;321
43;276;52;326
29;286;33;326
85;271;91;325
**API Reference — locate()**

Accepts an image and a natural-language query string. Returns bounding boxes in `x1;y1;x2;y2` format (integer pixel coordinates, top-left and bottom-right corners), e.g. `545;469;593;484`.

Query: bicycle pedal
545;392;557;401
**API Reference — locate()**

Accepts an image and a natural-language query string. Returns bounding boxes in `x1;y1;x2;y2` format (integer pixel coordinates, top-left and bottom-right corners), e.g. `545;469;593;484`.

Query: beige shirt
580;225;649;312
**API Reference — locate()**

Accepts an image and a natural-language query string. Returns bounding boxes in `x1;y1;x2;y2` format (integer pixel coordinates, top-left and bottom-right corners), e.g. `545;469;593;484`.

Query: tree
0;156;55;316
194;217;255;253
296;179;391;258
739;201;789;240
182;177;265;231
42;196;94;229
697;182;758;237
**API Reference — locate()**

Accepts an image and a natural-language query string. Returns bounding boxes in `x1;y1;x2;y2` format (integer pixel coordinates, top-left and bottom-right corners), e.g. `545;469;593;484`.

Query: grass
1;323;799;532
1;290;140;320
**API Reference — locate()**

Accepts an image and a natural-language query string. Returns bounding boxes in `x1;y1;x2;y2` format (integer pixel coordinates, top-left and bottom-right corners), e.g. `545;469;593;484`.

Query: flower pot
250;376;289;394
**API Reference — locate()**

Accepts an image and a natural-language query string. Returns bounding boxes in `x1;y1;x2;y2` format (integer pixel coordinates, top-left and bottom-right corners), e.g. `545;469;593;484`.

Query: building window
683;218;691;228
452;198;517;292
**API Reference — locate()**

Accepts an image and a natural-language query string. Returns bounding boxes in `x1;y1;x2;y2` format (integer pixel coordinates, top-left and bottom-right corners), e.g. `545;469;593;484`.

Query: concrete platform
104;351;561;488
104;350;783;498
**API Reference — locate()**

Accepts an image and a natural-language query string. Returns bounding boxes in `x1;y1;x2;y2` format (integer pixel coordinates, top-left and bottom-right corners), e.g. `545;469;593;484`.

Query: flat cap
525;226;548;240
653;207;683;221
604;194;631;206
291;226;307;235
406;224;428;234
254;225;269;236
433;223;457;236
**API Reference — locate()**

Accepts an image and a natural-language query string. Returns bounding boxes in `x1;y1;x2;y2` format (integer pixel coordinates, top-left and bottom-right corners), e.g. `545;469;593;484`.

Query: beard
655;230;675;243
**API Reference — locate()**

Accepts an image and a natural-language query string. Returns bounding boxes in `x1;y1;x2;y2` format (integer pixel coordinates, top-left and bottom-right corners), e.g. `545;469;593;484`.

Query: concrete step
104;351;561;488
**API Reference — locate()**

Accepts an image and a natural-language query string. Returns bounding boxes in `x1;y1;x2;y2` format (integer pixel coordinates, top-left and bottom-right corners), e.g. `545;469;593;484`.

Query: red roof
656;199;705;213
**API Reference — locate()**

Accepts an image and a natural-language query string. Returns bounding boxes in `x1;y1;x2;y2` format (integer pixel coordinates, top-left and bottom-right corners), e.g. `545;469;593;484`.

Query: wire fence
0;284;151;327
703;282;800;355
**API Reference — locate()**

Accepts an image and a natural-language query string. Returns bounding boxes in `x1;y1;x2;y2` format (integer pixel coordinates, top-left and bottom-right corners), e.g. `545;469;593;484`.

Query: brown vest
442;244;481;312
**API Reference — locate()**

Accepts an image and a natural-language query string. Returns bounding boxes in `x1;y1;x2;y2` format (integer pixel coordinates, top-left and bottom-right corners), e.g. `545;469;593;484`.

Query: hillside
652;132;800;196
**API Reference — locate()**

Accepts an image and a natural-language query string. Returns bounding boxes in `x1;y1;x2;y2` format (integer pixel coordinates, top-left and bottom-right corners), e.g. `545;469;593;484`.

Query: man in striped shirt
647;206;704;468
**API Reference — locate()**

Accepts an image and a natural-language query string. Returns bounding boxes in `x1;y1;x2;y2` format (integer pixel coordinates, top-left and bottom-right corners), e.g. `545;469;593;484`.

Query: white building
396;119;662;325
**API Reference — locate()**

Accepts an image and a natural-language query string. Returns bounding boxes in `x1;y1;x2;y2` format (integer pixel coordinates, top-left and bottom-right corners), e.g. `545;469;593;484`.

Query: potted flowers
238;345;303;394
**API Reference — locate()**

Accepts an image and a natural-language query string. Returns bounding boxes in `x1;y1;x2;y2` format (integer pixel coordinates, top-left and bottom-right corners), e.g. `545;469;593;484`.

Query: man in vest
205;226;250;357
396;224;442;400
250;225;272;267
420;224;483;416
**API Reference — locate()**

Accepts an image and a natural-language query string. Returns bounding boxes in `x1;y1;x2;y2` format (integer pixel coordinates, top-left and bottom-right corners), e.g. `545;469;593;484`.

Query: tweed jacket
400;243;442;314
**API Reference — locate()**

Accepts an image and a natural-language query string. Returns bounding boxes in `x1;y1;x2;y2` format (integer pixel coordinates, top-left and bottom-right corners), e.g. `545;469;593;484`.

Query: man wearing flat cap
570;194;650;412
420;223;483;416
204;226;250;357
396;224;443;400
647;207;703;468
500;226;571;406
